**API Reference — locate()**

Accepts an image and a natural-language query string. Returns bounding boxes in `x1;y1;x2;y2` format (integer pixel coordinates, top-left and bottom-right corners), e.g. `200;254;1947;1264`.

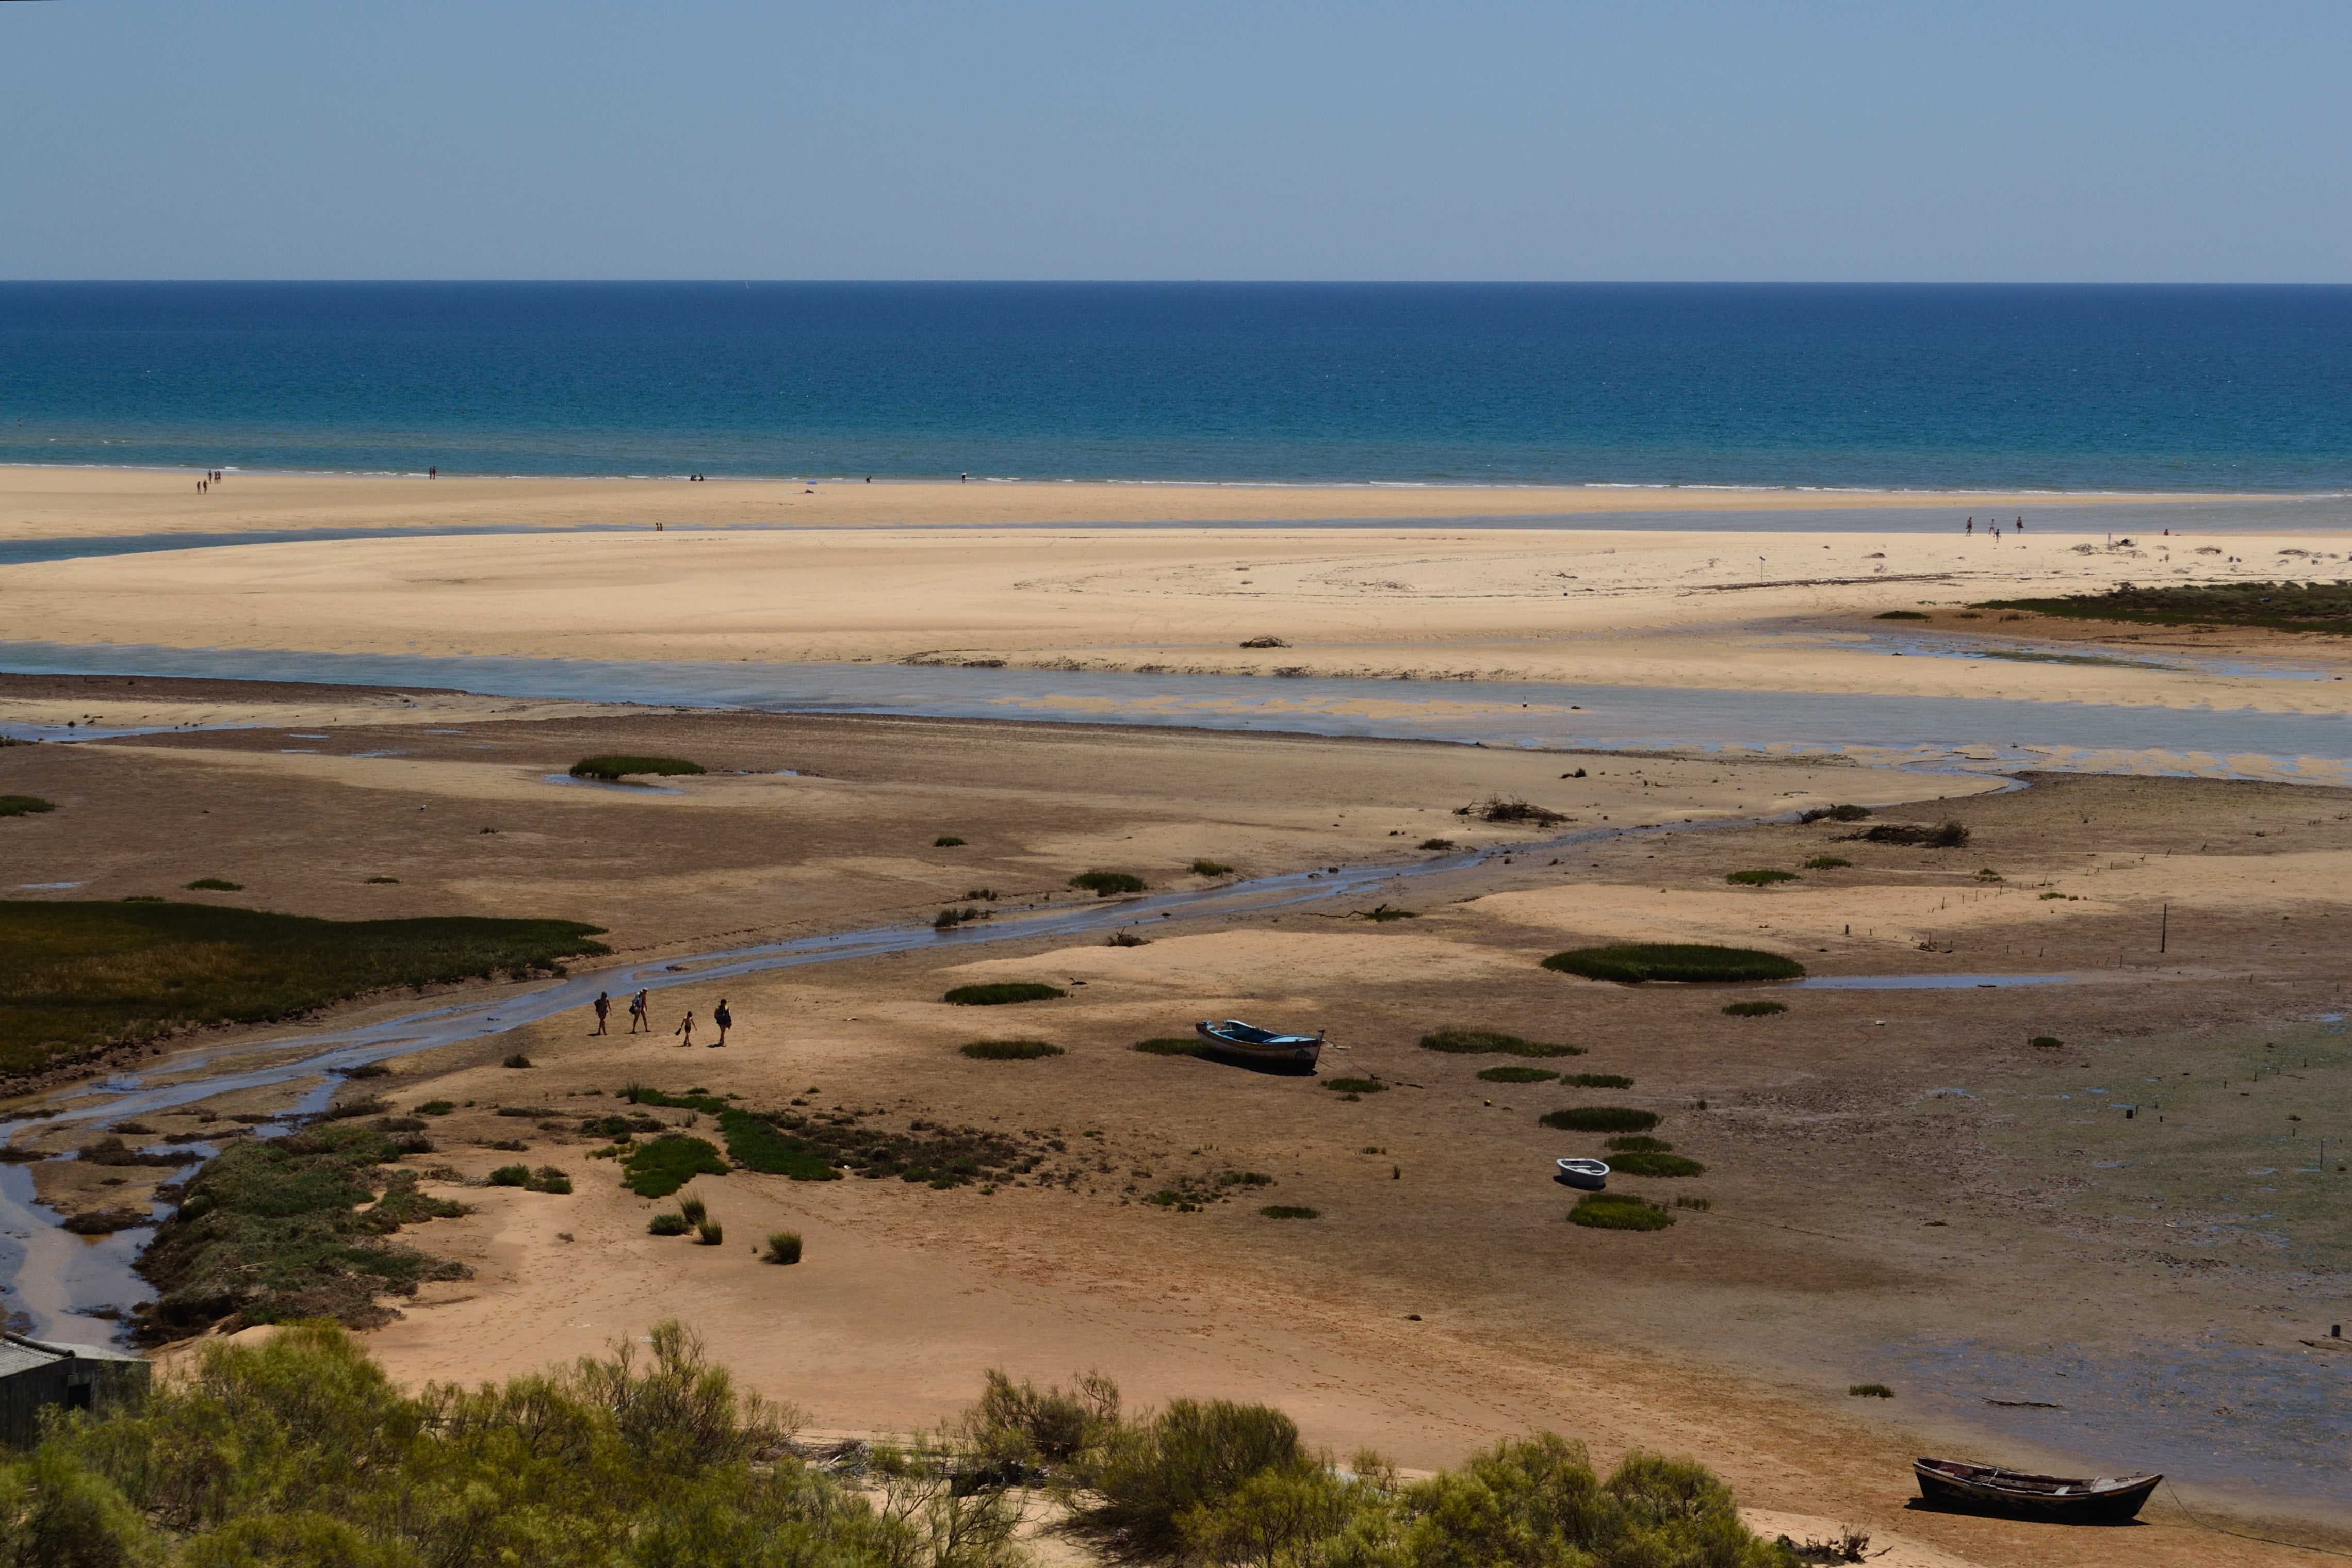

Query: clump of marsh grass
944;982;1066;1006
1351;903;1416;922
569;756;705;781
1560;1072;1633;1089
1802;856;1850;870
1725;869;1798;886
1798;803;1872;823
1673;1194;1712;1211
1542;944;1805;984
1418;837;1457;851
1872;610;1928;621
649;1212;691;1236
1456;795;1566;826
1540;1107;1660;1133
1189;859;1235;876
1321;1077;1387;1094
1107;930;1150;947
1723;1000;1788;1017
415;1099;455;1116
763;1230;802;1264
2030;1035;2063;1048
1419;1028;1583;1058
678;1195;708;1226
696;1219;724;1246
1608;1151;1705;1177
1133;1037;1205;1057
1070;870;1147;896
959;1039;1064;1060
1857;821;1970;848
1260;1205;1320;1219
501;1053;534;1068
184;877;244;891
1606;1135;1671;1152
0;795;56;817
1567;1193;1674;1230
934;835;967;847
1239;635;1290;648
935;905;987;928
1849;1383;1893;1398
1476;1065;1558;1083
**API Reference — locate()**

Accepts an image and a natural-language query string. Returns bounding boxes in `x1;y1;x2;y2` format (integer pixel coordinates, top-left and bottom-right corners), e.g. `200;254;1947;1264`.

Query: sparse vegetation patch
1419;1028;1584;1057
1477;1065;1559;1083
960;1039;1065;1060
1541;1107;1662;1133
1070;870;1148;895
1608;1151;1706;1178
1134;1037;1207;1057
0;795;57;817
1259;1205;1320;1219
1543;944;1804;984
1568;1193;1675;1230
1726;869;1798;886
1321;1077;1387;1093
1857;821;1970;847
945;982;1067;1006
568;755;705;781
1723;1000;1789;1017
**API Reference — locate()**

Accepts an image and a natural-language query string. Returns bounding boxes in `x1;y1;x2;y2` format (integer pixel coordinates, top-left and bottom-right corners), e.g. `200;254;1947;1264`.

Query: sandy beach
5;470;2350;1565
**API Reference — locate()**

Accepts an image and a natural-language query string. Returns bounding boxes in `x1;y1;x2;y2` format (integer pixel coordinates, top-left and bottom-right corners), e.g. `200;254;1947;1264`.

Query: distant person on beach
592;991;611;1035
428;466;437;479
2016;517;2025;532
628;989;649;1033
1964;517;1972;535
960;472;968;483
712;998;731;1046
675;1011;696;1048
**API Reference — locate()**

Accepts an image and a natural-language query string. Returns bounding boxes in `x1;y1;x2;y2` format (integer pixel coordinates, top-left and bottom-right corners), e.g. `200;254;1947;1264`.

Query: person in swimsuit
592;991;611;1035
675;1011;696;1048
628;989;650;1033
712;999;732;1046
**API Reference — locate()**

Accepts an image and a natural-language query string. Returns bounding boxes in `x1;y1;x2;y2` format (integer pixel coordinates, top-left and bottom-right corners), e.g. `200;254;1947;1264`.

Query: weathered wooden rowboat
1194;1020;1323;1068
1913;1458;2160;1523
1554;1157;1610;1190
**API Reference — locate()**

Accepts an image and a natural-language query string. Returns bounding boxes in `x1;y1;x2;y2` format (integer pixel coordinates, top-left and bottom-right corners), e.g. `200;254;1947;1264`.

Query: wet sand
4;692;2347;1566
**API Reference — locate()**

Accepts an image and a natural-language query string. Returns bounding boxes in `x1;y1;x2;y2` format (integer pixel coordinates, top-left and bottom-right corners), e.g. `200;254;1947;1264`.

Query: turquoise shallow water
7;283;2352;488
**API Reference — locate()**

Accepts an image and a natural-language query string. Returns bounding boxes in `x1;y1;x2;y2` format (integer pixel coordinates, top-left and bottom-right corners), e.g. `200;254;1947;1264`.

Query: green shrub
1070;870;1148;896
960;1039;1064;1060
1673;1194;1712;1211
1725;868;1798;886
0;795;56;817
1321;1077;1386;1093
1540;1107;1661;1133
1723;1000;1788;1017
1134;1037;1206;1056
1560;1072;1633;1089
487;1165;531;1187
1542;944;1805;984
1419;1028;1583;1057
1850;1383;1894;1398
695;1220;724;1246
763;1231;803;1264
1803;855;1850;870
1071;1397;1306;1558
1189;859;1235;876
678;1195;708;1226
501;1053;533;1068
568;755;705;781
1861;821;1970;847
1568;1193;1674;1230
1418;837;1456;850
966;1368;1119;1466
529;1166;572;1194
415;1100;455;1116
1476;1065;1558;1083
1259;1205;1320;1219
2031;1035;2063;1048
620;1135;729;1198
1799;803;1873;823
1607;1151;1706;1178
184;878;244;891
944;982;1066;1006
935;906;985;928
365;875;400;884
1873;610;1928;620
648;1213;691;1236
934;835;967;846
0;900;609;1076
1605;1135;1672;1152
1460;795;1565;825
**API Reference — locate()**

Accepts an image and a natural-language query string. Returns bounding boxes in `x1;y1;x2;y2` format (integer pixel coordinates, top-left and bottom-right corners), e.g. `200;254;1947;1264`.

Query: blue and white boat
1194;1019;1324;1067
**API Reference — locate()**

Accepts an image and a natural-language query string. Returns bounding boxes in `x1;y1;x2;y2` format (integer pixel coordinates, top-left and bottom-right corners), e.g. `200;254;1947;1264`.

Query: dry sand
6;694;2347;1567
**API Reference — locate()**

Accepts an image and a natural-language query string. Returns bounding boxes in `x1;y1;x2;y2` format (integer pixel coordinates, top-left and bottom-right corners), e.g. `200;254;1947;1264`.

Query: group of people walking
591;988;733;1046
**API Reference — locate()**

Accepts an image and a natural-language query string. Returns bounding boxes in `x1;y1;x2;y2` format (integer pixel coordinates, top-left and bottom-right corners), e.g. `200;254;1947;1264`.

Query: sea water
6;283;2352;489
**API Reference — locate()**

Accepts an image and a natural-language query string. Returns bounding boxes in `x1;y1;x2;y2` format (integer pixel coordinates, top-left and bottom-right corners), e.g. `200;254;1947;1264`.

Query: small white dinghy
1555;1158;1610;1190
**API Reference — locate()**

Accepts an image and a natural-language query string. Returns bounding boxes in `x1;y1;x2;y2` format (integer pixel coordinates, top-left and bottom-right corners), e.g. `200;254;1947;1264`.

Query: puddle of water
1790;973;2075;990
16;881;79;890
541;772;683;796
6;639;2352;783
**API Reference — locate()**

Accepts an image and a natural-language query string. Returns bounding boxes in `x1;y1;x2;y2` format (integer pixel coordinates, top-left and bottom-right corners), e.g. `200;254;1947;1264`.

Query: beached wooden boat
1554;1157;1610;1190
1912;1458;2160;1523
1194;1020;1323;1067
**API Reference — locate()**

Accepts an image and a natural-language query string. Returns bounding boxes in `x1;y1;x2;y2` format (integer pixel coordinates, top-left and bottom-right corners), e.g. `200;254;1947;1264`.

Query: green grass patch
1189;859;1234;876
1722;1000;1788;1017
1259;1205;1320;1219
568;755;705;781
365;876;400;884
1802;856;1850;870
1981;580;2352;636
136;1123;468;1340
1605;1135;1672;1152
619;1135;730;1198
649;1212;691;1236
1133;1037;1206;1057
2031;1035;2063;1048
1476;1065;1558;1083
1850;1383;1894;1399
1725;869;1798;886
183;878;244;892
934;835;966;846
1859;821;1970;847
1321;1077;1387;1093
1872;610;1929;620
1560;1073;1634;1089
415;1100;455;1116
1541;1107;1661;1133
1419;1028;1584;1058
1541;944;1805;984
764;1230;803;1264
624;1085;1026;1186
0;900;610;1077
1567;1193;1674;1230
696;1219;723;1245
0;795;56;818
1607;1151;1706;1177
960;1039;1065;1060
944;982;1066;1005
1070;870;1147;895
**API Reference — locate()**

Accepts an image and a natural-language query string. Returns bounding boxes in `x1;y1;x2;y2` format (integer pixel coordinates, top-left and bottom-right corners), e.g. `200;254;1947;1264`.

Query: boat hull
1554;1158;1610;1190
1913;1461;2159;1524
1194;1022;1322;1068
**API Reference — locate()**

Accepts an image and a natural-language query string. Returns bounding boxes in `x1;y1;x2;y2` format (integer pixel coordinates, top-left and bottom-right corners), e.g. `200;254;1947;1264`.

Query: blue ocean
4;283;2351;489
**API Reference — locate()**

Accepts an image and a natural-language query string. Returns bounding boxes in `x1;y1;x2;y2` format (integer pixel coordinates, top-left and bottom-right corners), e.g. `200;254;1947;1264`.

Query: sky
4;0;2348;282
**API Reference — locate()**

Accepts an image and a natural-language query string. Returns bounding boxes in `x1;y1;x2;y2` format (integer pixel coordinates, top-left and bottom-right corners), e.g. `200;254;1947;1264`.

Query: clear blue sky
5;0;2347;281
